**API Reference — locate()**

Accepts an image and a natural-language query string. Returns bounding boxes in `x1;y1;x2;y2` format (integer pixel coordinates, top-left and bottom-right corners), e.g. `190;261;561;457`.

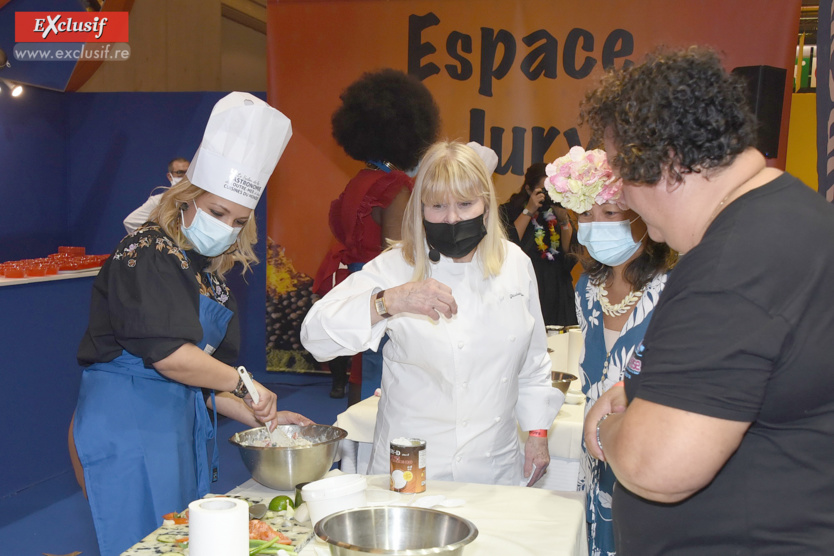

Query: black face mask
423;214;487;261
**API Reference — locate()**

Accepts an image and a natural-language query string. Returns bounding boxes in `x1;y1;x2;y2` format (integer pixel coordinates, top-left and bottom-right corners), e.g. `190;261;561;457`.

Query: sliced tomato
162;511;189;524
248;519;291;544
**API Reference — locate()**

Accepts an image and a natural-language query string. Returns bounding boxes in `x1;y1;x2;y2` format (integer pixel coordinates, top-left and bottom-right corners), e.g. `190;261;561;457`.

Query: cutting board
121;494;314;555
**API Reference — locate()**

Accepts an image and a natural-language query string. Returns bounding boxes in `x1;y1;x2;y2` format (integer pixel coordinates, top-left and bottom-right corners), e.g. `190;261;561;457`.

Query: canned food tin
390;437;426;493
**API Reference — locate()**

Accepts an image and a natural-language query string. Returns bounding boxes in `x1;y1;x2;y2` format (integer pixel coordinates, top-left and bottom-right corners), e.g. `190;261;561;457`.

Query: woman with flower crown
545;146;675;556
499;162;578;326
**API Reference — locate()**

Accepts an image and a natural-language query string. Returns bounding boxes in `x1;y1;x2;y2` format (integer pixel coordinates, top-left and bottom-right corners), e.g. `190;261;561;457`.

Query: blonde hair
399;140;506;280
149;178;259;277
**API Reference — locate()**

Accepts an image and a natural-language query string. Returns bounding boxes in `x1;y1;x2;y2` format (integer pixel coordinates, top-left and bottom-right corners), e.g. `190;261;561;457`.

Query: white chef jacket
302;241;563;485
123;193;162;234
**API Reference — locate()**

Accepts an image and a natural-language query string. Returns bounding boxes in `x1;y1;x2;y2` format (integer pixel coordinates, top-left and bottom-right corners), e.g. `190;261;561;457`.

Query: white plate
57;267;100;274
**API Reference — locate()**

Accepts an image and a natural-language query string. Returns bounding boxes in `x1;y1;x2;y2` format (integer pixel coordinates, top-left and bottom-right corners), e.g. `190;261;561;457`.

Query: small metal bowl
314;506;478;556
551;371;578;395
229;424;347;490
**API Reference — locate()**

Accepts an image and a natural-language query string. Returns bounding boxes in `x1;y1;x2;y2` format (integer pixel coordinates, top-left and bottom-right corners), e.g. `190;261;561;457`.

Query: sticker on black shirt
624;340;645;379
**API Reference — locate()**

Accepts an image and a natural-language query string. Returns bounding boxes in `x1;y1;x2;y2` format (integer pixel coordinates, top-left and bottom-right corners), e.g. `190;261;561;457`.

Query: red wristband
528;429;548;438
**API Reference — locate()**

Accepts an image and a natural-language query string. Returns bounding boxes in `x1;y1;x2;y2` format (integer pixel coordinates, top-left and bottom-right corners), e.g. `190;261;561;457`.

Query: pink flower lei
544;146;622;213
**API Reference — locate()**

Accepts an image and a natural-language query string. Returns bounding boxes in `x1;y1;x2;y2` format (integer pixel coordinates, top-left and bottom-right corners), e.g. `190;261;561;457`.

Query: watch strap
374;290;392;318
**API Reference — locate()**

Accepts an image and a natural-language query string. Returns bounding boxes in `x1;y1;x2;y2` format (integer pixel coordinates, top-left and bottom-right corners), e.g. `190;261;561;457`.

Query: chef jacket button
494;416;501;423
456;455;462;462
461;381;468;388
485;452;491;457
509;335;516;342
462;420;468;427
501;377;508;383
457;341;464;349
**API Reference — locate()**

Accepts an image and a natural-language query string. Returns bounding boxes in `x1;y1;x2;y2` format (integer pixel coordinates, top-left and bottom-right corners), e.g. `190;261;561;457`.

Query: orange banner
267;0;799;275
262;0;799;371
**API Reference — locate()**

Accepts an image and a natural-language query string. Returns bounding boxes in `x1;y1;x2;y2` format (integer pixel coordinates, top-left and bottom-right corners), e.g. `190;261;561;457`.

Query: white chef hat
466;141;499;175
186;92;292;209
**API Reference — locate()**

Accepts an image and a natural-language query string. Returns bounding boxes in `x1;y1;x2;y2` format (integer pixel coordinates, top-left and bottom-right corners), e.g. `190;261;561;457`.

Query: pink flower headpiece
544;146;622;213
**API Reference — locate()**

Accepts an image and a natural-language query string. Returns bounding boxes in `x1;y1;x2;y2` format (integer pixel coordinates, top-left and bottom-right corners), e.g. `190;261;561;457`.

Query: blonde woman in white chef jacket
302;140;563;486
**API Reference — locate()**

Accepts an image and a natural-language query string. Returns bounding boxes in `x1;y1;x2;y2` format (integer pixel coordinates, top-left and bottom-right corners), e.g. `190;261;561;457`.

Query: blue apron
74;290;232;556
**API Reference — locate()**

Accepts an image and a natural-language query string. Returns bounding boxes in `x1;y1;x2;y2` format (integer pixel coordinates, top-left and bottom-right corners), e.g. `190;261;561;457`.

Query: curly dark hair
580;46;757;185
574;236;677;291
331;68;441;170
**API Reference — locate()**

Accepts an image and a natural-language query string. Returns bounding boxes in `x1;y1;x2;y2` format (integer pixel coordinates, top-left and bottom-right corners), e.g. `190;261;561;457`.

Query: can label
390;438;426;493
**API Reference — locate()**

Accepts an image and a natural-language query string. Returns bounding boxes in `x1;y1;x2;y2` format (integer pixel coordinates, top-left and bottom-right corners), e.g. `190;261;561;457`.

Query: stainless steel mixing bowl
314;506;478;555
229;424;347;490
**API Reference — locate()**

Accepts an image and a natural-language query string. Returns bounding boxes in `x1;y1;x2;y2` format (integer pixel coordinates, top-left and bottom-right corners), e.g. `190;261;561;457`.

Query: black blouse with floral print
77;224;240;369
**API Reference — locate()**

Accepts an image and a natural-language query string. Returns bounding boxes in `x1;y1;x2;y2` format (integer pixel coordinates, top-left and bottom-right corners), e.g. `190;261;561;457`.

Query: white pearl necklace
597;284;643;317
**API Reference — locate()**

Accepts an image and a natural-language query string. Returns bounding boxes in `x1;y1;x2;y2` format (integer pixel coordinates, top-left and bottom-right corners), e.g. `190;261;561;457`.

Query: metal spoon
248;503;267;520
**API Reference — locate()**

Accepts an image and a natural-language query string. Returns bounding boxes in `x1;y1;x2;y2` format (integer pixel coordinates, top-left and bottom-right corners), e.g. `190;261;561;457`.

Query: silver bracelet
596;413;615;455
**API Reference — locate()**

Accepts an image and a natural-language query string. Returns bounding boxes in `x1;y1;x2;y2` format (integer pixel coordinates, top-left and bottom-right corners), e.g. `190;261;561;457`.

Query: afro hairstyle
331;68;441;171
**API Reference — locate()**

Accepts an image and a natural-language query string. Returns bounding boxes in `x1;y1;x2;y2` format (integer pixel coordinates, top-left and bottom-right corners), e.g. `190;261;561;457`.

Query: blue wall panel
65;92;229;253
0;87;67;262
1;90;269;504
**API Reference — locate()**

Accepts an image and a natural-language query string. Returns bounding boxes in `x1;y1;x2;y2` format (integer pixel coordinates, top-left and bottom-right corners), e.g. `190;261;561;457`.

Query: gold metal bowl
551;371;578;395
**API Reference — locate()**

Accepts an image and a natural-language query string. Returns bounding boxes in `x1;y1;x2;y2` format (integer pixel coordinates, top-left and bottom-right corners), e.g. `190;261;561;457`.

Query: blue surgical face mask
181;201;242;257
577;217;642;267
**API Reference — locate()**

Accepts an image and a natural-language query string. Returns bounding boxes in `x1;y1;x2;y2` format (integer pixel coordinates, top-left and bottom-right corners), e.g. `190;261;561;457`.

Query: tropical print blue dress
575;272;667;556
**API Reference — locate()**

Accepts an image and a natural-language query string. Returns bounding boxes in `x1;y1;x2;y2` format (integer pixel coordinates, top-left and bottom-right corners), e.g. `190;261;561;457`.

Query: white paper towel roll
547;332;569;373
188;497;249;556
567;329;583;390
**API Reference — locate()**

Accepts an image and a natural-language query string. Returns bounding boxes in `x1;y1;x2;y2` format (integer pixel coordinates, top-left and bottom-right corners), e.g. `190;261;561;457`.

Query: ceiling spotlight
1;79;22;97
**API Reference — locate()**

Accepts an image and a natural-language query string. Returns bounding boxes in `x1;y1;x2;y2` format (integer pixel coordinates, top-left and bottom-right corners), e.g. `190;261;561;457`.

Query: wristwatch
522;208;533;217
374;290;392;318
232;369;253;398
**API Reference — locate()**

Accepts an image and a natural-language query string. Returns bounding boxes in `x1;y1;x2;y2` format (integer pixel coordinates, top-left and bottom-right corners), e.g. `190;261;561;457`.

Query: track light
1;79;22;97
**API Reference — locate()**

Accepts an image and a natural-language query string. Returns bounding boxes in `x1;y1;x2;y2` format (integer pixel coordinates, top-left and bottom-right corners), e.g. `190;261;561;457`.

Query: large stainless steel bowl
229;424;347;490
314;506;478;555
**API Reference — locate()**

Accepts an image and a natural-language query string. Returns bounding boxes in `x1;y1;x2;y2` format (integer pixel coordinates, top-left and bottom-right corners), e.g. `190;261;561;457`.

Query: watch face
375;297;385;315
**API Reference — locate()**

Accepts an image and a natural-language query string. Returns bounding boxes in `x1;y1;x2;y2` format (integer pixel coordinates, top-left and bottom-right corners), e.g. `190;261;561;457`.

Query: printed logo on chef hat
186;92;292;209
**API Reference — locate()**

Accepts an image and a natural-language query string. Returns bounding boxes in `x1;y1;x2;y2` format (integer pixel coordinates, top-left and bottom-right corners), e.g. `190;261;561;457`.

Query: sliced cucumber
157;534;180;543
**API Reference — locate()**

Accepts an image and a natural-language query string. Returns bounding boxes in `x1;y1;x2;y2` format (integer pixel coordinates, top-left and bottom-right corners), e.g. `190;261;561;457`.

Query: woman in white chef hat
70;92;310;556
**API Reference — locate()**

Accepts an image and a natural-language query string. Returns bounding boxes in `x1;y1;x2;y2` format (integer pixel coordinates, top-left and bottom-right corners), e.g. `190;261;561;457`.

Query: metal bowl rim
314;506;479;555
227;424;347;450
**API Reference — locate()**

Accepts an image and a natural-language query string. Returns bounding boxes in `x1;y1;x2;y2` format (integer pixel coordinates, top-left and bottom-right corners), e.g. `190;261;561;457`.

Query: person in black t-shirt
579;46;834;555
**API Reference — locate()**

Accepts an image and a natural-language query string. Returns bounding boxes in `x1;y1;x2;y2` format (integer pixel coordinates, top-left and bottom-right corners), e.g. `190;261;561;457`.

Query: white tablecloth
335;392;586;491
229;473;588;556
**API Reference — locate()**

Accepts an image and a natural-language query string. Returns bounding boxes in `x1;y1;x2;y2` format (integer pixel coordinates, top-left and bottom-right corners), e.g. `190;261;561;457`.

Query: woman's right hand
246;380;279;428
526;189;545;213
385;279;457;321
